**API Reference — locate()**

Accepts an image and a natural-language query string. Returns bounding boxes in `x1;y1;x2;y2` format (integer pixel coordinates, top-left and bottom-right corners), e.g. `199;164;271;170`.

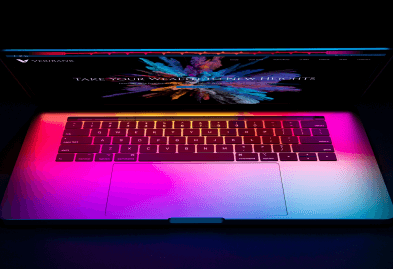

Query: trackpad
106;163;287;219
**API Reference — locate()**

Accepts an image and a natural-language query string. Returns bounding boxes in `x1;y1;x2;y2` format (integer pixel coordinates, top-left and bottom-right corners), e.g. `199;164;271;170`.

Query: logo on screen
16;59;29;63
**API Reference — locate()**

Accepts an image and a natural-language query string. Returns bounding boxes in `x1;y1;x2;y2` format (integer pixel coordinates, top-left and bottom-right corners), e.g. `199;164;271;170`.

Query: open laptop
1;48;393;225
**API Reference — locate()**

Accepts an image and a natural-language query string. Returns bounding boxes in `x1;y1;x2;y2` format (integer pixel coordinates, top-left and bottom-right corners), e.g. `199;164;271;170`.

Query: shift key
299;136;332;144
59;144;101;153
292;144;334;152
61;137;93;144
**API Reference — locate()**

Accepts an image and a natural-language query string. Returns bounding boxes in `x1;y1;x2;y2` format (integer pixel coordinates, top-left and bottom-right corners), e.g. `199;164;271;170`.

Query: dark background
1;17;393;269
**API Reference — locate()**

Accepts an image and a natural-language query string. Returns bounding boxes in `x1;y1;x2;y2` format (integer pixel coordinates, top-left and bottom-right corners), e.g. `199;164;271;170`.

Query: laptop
1;48;393;225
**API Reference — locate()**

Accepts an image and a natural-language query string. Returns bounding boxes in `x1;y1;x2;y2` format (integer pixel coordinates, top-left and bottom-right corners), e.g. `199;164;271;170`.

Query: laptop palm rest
106;163;287;219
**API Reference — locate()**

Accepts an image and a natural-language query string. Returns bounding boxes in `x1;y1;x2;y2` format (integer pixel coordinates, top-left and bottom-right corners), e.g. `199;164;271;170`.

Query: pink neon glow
1;111;392;220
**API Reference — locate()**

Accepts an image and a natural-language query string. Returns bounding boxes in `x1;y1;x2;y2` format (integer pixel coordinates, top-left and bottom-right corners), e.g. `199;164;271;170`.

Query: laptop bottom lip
2;218;393;227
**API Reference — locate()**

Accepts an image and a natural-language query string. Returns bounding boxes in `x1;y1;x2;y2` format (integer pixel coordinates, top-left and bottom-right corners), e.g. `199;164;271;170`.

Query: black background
1;16;393;269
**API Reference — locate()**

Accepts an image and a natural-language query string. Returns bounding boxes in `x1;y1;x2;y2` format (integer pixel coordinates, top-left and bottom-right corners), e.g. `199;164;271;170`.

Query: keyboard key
131;137;149;144
138;121;155;128
275;129;293;136
83;122;100;129
183;129;200;136
192;121;209;128
174;121;191;128
279;153;298;161
238;129;255;136
95;153;113;161
91;129;109;136
128;129;145;136
211;121;227;128
243;137;261;144
178;145;195;153
169;137;186;144
202;129;218;136
159;145;176;153
94;137;111;144
206;137;223;144
101;145;119;153
256;129;274;136
65;122;83;129
63;129;90;136
59;145;100;153
121;145;138;153
140;145;158;153
102;122;119;128
112;137;130;144
114;153;137;162
216;145;233;152
165;129;182;136
273;145;291;152
262;136;280;144
197;145;214;152
283;121;300;128
61;137;93;144
293;128;311;136
75;153;94;162
300;136;332;144
188;137;205;144
280;136;299;144
301;120;327;128
311;128;330;136
229;121;245;128
235;145;253;152
156;121;173;128
139;153;234;161
225;137;243;144
150;137;168;144
146;129;164;136
260;153;278;161
265;121;282;128
236;153;259;161
56;153;75;162
109;129;127;136
246;121;263;128
318;153;337;161
299;153;317;161
254;145;272;152
119;121;137;128
292;144;334;152
220;129;237;136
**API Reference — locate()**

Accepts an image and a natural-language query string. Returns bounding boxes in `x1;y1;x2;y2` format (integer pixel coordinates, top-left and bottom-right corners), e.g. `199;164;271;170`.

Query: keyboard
56;116;337;162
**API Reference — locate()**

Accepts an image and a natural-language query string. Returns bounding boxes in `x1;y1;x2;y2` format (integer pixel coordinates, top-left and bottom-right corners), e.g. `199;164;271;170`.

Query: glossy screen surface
1;48;391;107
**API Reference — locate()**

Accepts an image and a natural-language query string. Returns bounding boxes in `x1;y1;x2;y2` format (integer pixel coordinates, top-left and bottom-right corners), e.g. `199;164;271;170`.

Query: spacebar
139;153;234;161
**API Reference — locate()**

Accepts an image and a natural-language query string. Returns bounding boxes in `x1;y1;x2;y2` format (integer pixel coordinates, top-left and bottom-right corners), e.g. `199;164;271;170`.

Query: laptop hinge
169;218;224;224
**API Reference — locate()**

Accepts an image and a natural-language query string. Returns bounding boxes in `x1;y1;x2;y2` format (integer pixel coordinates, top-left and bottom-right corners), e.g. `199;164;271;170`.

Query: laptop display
1;48;391;108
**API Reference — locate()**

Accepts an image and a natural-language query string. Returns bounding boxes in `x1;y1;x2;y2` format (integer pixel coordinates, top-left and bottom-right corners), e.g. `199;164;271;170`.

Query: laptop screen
1;48;391;109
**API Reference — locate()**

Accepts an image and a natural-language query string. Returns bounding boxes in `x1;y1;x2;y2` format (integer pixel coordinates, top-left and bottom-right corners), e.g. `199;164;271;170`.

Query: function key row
65;120;327;129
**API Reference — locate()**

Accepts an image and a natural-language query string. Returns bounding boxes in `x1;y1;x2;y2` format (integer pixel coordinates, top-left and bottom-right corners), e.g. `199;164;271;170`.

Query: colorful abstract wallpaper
102;57;302;104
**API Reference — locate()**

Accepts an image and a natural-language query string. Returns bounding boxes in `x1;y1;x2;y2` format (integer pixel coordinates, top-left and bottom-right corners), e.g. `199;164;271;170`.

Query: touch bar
67;116;319;121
